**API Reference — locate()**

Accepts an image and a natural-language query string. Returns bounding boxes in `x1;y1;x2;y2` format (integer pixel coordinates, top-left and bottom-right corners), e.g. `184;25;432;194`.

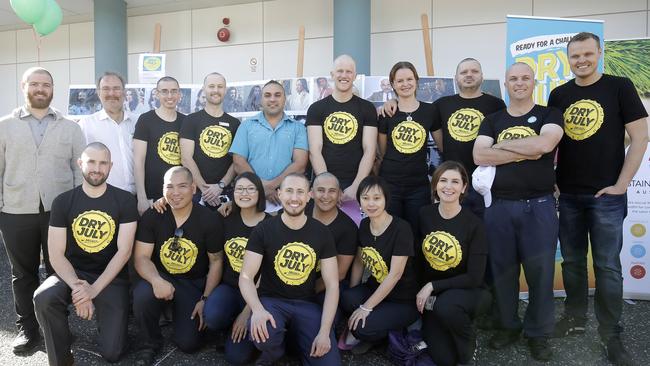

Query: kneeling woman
340;176;420;351
203;172;268;365
416;161;487;366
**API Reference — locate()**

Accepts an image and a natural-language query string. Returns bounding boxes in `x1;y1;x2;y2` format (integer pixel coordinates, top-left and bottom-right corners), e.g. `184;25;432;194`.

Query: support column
94;0;127;80
333;0;371;75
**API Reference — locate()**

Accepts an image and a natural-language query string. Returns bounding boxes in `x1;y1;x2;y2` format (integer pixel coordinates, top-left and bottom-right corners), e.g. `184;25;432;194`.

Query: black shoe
528;337;552;362
475;316;497;330
605;337;635;366
350;341;374;355
12;329;41;354
135;348;157;366
488;329;520;350
552;316;585;338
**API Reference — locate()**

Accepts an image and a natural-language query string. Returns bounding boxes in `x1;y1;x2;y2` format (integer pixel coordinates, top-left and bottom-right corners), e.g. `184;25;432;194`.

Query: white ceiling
0;0;263;31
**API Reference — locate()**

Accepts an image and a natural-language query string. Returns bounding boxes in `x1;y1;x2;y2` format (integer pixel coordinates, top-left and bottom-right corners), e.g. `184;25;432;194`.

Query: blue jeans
385;181;431;237
558;192;626;341
204;283;257;365
484;195;557;338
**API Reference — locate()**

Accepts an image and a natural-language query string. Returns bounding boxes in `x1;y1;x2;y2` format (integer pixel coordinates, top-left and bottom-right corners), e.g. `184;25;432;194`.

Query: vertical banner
506;15;604;106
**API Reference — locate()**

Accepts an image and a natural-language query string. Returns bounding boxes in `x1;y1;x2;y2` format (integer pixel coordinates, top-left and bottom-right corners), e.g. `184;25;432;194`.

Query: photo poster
505;15;604;106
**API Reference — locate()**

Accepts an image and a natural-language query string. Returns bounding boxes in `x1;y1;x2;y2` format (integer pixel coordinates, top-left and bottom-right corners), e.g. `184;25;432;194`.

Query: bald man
306;55;378;224
473;63;564;361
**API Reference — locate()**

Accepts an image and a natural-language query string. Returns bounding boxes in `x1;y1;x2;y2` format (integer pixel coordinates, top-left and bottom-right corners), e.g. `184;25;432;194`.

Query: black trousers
0;210;52;332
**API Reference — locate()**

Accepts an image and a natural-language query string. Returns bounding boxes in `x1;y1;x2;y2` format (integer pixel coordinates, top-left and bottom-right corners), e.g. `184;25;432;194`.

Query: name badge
219;122;230;127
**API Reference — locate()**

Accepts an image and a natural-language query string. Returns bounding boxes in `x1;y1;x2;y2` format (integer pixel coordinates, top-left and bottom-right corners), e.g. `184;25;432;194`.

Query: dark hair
389;61;419;86
455;58;481;74
356;175;391;205
296;78;309;93
263;80;285;95
97;71;125;89
431;161;468;202
233;172;266;213
156;76;179;89
567;32;601;50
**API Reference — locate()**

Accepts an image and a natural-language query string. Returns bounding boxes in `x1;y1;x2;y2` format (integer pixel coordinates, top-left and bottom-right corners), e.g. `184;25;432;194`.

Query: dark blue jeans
385;181;431;237
558;192;626;341
204;283;257;365
484;195;557;338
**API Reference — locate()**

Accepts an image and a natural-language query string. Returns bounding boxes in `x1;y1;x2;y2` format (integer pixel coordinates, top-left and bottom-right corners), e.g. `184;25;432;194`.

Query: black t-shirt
418;204;487;294
179;110;240;184
433;93;506;175
547;74;648;194
222;212;270;288
133;110;184;200
478;105;563;199
50;185;138;279
247;215;337;300
358;217;419;303
306;95;378;185
378;102;439;186
136;204;223;279
326;209;359;256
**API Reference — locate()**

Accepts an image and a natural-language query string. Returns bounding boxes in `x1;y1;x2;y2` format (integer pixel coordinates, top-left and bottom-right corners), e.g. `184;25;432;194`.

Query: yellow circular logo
225;237;247;273
274;242;317;285
361;246;389;283
422;231;462;271
563;100;604;141
72;210;116;253
447;108;485;142
631;224;646;238
143;56;162;71
157;131;181;165
199;125;232;158
160;236;199;274
497;126;536;142
391;120;426;154
323;112;358;144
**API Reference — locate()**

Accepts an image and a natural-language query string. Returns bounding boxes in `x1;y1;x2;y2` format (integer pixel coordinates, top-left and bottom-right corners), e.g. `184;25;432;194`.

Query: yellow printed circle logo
225;237;247;273
447;108;485;142
563;100;604;141
497;126;537;142
422;231;462;271
391;120;426;154
160;237;199;274
631;224;646;238
323;112;358;144
274;242;317;286
143;56;162;71
72;210;116;253
157;131;181;165
361;246;389;283
199;125;232;158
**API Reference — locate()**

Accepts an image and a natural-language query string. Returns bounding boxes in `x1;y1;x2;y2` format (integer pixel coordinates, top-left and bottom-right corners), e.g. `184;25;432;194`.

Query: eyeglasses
158;89;180;96
169;228;184;252
100;86;123;93
234;186;258;194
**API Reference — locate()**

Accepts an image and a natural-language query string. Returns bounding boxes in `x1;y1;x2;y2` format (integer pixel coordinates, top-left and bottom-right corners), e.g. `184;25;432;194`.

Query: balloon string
32;26;41;65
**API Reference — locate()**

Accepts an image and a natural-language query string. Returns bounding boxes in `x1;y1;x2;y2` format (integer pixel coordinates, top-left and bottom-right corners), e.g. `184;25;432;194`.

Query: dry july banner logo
361;246;388;283
448;108;485;142
160;236;198;274
274;242;317;286
562;99;604;141
324;111;358;144
497;125;536;142
225;237;247;273
157;131;181;165
422;231;462;271
199;125;232;158
392;120;426;154
72;210;116;253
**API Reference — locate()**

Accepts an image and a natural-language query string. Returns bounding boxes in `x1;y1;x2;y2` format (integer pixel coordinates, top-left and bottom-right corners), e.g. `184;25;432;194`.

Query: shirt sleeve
179;114;194;140
119;192;139;223
246;222;265;255
49;193;69;228
362;100;379;128
293;122;308;151
430;101;442;132
320;227;337;259
336;219;359;256
229;120;250;158
619;77;649;123
133;113;149;141
544;106;564;128
478;113;496;138
135;210;156;243
378;115;389;134
305;101;323;126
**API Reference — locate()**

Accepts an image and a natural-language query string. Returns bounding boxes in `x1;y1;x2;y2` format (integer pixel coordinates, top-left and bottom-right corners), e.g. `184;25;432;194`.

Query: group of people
0;31;646;366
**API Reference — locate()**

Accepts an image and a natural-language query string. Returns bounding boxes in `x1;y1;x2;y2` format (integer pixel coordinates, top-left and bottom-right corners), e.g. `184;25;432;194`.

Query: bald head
506;62;535;79
83;142;111;161
331;55;357;93
333;55;356;73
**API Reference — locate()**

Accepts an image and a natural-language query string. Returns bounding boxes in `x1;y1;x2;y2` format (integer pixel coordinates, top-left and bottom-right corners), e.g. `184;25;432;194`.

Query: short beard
283;205;305;217
27;92;53;109
83;172;108;187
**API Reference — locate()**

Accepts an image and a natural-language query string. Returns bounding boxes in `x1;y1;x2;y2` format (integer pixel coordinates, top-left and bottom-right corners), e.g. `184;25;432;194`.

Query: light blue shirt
229;112;307;180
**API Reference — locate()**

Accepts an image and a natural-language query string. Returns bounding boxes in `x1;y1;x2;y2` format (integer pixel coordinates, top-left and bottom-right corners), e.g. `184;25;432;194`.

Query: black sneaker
552;316;585;338
12;329;41;354
605;337;635;366
488;329;520;350
528;337;552;362
135;348;157;366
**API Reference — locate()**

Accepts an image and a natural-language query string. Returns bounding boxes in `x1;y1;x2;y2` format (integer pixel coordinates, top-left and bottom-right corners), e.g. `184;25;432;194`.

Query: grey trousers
33;270;129;365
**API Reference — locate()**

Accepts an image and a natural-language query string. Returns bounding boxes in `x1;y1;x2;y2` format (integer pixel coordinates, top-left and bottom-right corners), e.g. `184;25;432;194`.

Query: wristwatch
217;181;226;189
200;295;208;302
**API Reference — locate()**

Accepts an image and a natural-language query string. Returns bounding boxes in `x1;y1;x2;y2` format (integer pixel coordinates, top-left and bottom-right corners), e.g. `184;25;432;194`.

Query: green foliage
605;39;650;95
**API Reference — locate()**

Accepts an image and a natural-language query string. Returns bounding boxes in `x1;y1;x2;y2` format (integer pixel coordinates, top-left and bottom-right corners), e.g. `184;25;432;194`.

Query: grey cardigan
0;107;86;214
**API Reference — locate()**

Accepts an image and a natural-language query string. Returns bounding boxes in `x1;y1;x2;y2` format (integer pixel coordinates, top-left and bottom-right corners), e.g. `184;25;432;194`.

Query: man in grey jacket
0;67;85;353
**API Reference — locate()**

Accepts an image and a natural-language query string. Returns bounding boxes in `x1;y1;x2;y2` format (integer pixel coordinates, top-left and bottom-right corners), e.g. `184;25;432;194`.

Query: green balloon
33;0;62;36
10;0;47;24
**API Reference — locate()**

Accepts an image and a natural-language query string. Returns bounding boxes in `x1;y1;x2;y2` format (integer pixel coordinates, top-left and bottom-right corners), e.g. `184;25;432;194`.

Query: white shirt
78;109;137;194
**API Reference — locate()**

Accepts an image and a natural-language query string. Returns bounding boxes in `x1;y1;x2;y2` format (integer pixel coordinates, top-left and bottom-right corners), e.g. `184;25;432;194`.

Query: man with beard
239;173;341;365
180;72;240;209
231;80;308;213
33;142;138;365
0;67;85;354
79;72;137;194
